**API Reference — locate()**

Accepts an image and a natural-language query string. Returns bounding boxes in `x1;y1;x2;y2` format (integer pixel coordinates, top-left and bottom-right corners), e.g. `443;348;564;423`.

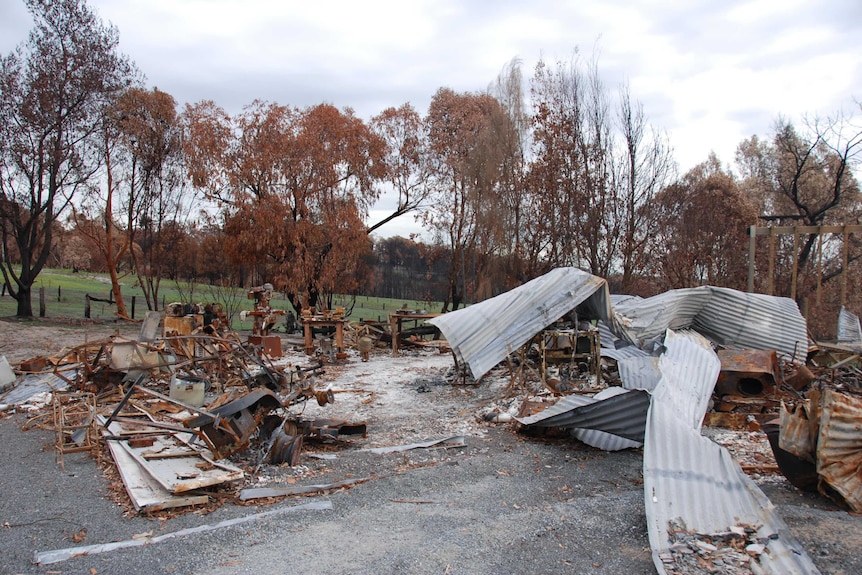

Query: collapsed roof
431;268;811;380
613;285;810;365
643;330;819;574
429;267;614;380
433;268;821;574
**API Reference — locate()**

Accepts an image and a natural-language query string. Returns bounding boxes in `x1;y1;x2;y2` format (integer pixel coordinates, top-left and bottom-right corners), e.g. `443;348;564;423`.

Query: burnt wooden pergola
747;224;862;305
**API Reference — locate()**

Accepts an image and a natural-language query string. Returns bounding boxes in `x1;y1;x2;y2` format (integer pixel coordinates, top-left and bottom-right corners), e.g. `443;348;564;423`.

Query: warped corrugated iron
0;370;73;405
596;320;618;350
569;386;645;450
597;317;655;361
644;330;820;575
618;356;661;391
429;267;613;379
615;286;809;364
610;294;643;306
816;389;862;512
601;344;653;362
516;387;649;444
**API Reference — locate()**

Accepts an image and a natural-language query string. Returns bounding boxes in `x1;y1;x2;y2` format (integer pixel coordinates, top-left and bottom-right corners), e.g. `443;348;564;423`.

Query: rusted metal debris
539;328;602;394
52;391;98;469
245;283;284;337
260;417;368;466
772;384;862;512
183;388;283;459
817;388;862;511
715;349;781;399
0;311;373;514
710;348;815;417
650;341;861;513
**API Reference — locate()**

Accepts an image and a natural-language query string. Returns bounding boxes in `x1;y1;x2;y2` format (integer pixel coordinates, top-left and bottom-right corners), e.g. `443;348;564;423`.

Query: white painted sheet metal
837;305;862;343
429;267;613;379
644;330;820;574
615;286;809;364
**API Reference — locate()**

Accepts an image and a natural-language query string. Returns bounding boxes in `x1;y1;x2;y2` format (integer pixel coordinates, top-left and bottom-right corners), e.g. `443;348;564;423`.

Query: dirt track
0;317;140;363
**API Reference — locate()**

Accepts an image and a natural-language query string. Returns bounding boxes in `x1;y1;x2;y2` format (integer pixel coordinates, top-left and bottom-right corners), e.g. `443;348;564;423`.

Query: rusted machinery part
315;388;335;406
268;426;304;466
761;420;818;492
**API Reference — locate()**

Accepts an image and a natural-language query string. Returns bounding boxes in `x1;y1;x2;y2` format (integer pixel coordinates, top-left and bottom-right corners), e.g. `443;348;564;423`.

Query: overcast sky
2;0;861;237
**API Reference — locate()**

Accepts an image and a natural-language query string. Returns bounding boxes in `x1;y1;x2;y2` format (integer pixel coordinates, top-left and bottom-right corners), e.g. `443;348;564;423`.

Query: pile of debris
1;269;860;575
0;308;366;514
430;267;862;575
659;520;769;575
768;378;862;510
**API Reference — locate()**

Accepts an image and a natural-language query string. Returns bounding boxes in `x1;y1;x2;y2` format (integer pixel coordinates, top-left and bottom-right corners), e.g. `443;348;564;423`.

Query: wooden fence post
39;287;46;317
84;294;91;318
131;296;136;319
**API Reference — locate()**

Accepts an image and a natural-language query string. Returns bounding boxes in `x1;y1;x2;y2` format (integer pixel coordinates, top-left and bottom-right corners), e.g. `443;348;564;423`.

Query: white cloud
726;0;806;25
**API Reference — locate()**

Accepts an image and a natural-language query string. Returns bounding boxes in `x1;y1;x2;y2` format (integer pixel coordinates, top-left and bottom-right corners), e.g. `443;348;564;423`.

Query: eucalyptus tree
0;0;134;316
422;88;516;310
182;100;387;312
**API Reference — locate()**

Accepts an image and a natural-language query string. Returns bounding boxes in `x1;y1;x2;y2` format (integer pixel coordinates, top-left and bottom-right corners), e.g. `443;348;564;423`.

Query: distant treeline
369;236;449;303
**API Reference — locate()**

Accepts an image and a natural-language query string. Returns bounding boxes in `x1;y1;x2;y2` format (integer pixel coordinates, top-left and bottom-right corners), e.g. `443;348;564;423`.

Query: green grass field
0;268;443;328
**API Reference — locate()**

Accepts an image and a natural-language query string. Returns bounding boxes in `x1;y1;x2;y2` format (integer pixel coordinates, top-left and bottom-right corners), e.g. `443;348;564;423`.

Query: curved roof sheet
429;267;613;379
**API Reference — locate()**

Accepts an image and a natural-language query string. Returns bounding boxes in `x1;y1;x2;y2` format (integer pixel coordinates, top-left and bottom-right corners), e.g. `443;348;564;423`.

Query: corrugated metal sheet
601;344;651;362
516;387;649;444
570;387;644;451
597;346;637;361
618;356;661;391
644;330;820;575
837;306;862;343
615;286;809;364
816;389;862;512
597;319;654;362
571;427;642;451
432;271;808;378
596;320;618;349
429;267;613;379
610;294;643;306
615;288;710;346
0;370;74;405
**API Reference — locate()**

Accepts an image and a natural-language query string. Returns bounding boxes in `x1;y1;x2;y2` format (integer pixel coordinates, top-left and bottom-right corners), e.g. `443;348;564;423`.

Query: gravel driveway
1;409;860;575
0;320;860;575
